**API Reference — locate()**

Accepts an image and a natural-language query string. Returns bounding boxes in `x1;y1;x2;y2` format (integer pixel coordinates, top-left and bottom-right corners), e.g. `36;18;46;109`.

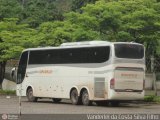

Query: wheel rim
28;90;33;100
82;92;89;105
71;90;78;104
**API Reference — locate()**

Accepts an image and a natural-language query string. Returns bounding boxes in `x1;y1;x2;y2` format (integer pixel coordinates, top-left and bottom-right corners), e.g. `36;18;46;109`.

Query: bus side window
17;51;28;84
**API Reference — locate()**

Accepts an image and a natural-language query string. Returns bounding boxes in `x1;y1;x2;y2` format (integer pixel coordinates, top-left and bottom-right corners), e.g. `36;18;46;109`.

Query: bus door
16;51;29;96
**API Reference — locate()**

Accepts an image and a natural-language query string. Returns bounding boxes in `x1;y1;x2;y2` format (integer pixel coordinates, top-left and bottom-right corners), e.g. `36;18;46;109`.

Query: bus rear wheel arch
26;87;38;102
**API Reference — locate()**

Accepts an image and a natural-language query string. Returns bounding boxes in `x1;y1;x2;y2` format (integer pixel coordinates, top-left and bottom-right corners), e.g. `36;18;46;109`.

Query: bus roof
60;41;110;46
23;41;143;52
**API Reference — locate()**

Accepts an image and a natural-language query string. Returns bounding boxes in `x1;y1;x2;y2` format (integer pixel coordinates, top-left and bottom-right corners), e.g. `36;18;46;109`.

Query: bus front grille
94;78;105;98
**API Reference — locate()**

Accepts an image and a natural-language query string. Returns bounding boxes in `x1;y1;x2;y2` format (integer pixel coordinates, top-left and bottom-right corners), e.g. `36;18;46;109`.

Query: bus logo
121;73;138;78
39;70;53;74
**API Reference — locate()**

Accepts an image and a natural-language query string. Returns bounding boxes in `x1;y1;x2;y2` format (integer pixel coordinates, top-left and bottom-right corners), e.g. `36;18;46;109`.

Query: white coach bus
16;41;145;106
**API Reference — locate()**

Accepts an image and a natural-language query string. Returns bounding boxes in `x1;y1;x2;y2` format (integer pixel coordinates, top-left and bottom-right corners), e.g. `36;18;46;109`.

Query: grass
153;96;160;103
144;95;160;103
0;89;16;95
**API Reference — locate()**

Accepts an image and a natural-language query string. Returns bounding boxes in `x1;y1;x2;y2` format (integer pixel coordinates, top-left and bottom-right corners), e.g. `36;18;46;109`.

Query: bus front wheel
27;88;37;102
82;90;92;106
70;89;81;105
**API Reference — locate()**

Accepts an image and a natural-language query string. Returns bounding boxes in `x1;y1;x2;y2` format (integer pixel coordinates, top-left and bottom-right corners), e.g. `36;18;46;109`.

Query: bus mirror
10;67;17;82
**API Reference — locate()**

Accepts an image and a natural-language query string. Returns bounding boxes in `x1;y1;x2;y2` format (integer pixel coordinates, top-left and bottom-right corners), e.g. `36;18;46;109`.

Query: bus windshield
114;43;144;59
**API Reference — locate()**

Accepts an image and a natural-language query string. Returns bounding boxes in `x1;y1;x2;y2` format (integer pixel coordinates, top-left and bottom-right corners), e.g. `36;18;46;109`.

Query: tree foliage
0;18;37;61
19;0;63;27
70;0;160;56
0;0;21;20
0;0;71;27
71;0;98;11
0;0;159;60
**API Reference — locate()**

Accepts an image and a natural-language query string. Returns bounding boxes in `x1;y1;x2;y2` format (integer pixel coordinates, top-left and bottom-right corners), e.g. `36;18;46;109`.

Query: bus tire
27;88;38;102
52;98;62;103
82;90;92;106
70;89;81;105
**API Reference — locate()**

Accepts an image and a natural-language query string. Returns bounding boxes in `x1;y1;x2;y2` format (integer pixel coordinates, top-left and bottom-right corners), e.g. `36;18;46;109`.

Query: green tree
0;0;71;28
71;0;98;11
0;0;21;20
0;18;38;88
19;0;65;27
69;0;160;71
36;19;99;46
69;0;160;55
38;0;159;53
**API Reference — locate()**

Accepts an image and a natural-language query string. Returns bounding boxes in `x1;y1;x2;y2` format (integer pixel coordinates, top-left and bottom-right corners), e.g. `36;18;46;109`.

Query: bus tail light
110;78;115;89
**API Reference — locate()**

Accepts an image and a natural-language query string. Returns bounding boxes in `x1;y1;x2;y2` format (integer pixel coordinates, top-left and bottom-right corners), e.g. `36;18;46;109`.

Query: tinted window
114;44;144;59
29;46;110;64
17;51;28;84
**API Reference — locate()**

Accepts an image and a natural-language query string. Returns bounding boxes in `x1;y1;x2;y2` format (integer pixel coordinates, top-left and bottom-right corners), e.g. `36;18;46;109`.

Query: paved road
0;95;160;115
0;96;160;114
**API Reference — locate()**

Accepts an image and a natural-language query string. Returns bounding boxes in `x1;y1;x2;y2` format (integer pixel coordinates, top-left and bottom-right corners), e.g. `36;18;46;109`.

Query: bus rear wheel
82;90;91;106
27;88;37;102
52;98;62;103
70;89;81;105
